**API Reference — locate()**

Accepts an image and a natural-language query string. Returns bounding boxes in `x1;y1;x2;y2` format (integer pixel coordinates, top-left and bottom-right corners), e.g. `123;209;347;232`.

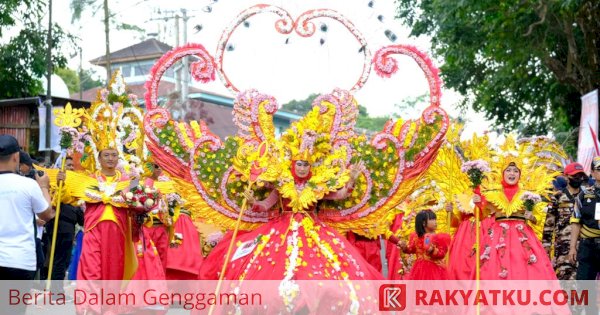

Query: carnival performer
141;32;449;313
398;209;450;280
542;163;585;280
477;143;558;280
165;203;203;281
384;212;407;279
397;125;495;280
198;155;384;280
346;231;382;272
46;72;165;315
141;161;172;271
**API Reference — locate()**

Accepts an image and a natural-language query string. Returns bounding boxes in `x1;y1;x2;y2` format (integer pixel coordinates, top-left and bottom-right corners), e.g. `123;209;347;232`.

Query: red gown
479;217;556;280
404;232;451;280
447;213;495;280
165;211;203;280
121;226;168;315
197;186;383;314
76;174;136;315
346;231;382;272
479;183;557;280
384;213;406;280
143;178;170;271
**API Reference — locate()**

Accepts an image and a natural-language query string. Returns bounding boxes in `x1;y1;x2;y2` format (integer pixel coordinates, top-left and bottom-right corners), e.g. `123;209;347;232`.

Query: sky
48;0;493;137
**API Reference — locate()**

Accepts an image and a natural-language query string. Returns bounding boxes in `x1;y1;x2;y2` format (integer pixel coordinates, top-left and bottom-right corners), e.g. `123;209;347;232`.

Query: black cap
19;150;33;167
0;134;20;156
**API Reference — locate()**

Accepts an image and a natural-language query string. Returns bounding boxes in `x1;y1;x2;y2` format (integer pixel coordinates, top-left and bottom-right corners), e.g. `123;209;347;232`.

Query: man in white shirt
0;134;54;279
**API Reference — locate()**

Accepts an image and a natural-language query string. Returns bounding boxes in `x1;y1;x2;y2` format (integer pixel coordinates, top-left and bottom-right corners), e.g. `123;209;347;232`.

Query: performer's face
592;168;600;181
503;165;520;185
425;218;437;232
99;149;118;170
152;164;162;178
65;158;74;171
294;160;311;178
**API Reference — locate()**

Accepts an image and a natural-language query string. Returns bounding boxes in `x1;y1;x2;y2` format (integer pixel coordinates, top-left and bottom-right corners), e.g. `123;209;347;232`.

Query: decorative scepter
208;141;270;315
460;159;490;315
46;103;84;291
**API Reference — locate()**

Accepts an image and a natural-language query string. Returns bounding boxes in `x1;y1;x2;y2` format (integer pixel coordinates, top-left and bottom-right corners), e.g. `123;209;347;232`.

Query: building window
133;63;153;76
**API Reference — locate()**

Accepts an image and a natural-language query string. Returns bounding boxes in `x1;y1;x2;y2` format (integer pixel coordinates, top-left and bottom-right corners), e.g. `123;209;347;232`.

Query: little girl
399;209;451;280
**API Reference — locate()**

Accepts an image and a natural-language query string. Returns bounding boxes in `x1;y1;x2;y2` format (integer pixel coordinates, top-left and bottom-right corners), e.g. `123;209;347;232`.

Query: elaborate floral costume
48;72;147;282
444;132;497;280
478;136;564;280
47;72;151;314
142;5;450;313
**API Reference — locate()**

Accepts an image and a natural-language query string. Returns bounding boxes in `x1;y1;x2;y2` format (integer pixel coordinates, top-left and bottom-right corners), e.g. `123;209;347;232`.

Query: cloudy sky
49;0;491;136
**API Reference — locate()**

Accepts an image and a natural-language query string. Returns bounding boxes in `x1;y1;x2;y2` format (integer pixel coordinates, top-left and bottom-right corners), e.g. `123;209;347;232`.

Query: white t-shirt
0;173;49;271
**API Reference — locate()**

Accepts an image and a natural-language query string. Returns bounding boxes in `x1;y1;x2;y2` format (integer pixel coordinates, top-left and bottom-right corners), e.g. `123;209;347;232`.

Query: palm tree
70;0;111;80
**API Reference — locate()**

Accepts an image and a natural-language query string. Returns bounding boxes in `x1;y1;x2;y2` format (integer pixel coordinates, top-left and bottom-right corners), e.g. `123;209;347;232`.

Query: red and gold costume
404;232;451;280
142;35;449;313
49;71;153;314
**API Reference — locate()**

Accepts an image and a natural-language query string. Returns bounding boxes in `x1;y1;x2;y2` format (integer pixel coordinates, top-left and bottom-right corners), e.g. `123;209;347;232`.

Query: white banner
38;105;62;153
577;89;599;174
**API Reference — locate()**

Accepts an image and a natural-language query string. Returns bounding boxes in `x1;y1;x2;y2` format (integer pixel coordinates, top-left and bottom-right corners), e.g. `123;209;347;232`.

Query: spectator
0;135;54;314
18;150;46;277
542;164;585;280
42;156;84;296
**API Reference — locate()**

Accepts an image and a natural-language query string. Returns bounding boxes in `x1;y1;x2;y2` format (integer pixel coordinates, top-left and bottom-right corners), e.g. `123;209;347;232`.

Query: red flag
588;123;600;155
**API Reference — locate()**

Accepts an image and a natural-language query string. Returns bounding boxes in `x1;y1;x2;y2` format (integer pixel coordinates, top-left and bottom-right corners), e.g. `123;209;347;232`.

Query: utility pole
45;0;53;159
79;47;83;100
104;0;111;79
181;9;189;102
174;14;181;94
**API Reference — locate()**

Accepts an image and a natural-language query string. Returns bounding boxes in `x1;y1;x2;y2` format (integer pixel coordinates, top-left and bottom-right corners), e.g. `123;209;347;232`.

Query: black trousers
41;232;74;293
576;238;600;279
575;238;600;315
0;266;36;315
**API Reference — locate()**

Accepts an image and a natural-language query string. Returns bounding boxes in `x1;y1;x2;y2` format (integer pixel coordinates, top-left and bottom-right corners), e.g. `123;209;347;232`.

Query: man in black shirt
569;158;600;279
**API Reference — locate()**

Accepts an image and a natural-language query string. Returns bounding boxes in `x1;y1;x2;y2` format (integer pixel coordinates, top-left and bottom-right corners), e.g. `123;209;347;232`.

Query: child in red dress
399;209;451;280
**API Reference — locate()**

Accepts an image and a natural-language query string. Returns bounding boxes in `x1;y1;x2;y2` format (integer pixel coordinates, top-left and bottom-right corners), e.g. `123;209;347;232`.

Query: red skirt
479;219;556;280
199;212;383;280
448;216;494;280
165;214;203;277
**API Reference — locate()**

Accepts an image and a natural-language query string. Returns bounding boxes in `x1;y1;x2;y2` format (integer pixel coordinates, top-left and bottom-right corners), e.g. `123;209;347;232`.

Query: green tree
356;115;391;131
396;0;599;136
280;93;320;115
0;1;71;98
55;67;105;94
280;94;391;132
80;69;105;91
55;68;79;94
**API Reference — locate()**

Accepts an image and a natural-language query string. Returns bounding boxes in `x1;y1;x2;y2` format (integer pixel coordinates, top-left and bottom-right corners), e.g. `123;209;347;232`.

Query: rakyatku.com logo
378;281;593;313
379;284;407;311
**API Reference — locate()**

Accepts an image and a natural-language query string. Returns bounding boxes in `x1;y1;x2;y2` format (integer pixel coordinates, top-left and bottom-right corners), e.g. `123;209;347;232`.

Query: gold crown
79;70;146;172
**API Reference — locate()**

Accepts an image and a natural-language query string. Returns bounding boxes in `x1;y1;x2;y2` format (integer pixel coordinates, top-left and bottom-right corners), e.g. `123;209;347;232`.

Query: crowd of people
1;130;600;313
0;77;598;315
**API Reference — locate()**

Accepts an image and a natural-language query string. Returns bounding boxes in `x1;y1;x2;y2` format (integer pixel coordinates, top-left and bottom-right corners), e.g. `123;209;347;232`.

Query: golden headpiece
282;105;334;164
78;70;147;172
494;135;526;172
